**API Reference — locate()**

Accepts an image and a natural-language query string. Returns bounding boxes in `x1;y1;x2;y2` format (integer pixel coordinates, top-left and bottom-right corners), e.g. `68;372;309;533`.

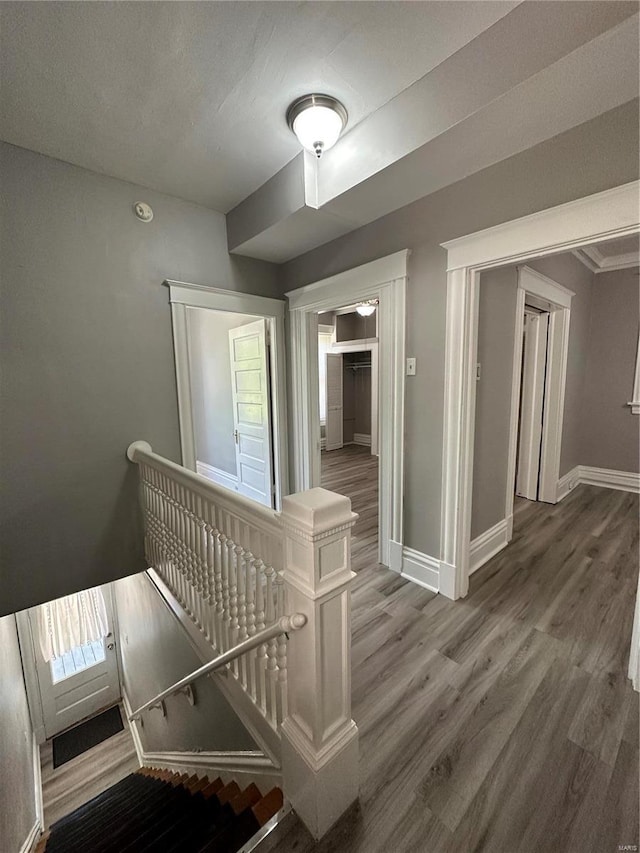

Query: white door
325;353;344;451
229;319;274;508
30;587;121;739
516;309;549;500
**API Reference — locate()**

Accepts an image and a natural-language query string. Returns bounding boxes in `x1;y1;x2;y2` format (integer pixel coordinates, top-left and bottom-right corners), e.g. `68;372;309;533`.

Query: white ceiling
0;0;518;212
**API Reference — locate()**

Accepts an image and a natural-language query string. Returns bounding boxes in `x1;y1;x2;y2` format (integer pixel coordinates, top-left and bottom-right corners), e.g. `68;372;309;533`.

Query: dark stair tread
43;769;283;853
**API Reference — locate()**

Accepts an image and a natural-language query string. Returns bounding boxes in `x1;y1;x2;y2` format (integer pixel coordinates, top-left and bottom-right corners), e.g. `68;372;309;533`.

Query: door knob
107;642;115;651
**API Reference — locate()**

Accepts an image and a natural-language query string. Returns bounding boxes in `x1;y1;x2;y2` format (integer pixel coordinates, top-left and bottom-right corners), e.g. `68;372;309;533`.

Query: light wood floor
40;703;139;828
266;454;639;853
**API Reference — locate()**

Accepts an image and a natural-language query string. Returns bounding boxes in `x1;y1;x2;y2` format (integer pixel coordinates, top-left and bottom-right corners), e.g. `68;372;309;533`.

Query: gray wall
472;268;518;540
528;253;595;477
0;614;37;852
0;142;279;616
188;309;256;476
581;267;640;472
114;572;257;753
282;101;639;559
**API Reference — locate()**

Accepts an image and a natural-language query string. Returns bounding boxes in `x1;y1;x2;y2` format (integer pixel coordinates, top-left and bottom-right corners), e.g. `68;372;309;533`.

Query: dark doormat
52;705;124;768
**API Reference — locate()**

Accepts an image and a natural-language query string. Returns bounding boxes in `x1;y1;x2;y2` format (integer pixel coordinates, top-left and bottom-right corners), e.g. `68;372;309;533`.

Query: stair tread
43;770;282;853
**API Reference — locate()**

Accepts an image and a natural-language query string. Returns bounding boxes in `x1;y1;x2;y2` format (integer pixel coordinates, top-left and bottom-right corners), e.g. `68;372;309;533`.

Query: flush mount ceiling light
286;94;348;159
356;300;378;317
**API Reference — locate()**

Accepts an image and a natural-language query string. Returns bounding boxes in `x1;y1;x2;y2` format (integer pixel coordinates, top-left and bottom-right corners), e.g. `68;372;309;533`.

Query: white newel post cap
280;488;358;597
281;488;357;537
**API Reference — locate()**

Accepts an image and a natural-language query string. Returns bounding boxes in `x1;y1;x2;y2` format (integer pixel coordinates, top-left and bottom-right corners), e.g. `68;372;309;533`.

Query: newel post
279;487;359;840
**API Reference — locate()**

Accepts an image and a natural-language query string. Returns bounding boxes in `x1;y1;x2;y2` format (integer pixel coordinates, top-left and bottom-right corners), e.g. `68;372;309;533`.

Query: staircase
36;767;284;853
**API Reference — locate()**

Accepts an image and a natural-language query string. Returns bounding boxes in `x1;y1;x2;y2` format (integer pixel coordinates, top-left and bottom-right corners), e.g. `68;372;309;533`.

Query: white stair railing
127;440;361;841
127;440;287;731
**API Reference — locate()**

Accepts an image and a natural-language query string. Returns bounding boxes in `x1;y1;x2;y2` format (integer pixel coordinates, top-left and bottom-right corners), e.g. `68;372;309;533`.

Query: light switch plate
406;357;416;376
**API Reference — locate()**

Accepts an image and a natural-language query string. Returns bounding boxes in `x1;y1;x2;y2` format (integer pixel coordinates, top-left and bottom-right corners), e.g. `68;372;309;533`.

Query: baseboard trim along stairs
35;767;287;853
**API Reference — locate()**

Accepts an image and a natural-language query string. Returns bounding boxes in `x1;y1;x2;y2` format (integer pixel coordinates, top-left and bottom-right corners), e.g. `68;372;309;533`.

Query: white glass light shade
293;106;344;157
356;303;376;317
287;95;348;158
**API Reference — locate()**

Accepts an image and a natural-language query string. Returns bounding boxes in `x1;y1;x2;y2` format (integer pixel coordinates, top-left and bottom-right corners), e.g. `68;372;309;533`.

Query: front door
29;586;121;738
228;318;274;508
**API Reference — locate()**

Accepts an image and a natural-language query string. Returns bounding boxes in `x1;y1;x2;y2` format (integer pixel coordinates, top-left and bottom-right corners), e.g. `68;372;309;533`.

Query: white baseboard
557;465;640;500
556;466;581;502
579;466;640;494
18;821;41;853
352;433;372;447
196;460;239;493
122;691;144;768
401;547;439;593
469;517;510;575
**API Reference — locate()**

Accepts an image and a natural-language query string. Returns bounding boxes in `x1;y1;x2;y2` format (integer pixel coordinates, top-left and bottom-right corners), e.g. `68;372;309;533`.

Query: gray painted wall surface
527;254;595;477
0;614;36;852
188;309;255;477
114;572;257;753
581;267;640;472
472;268;518;540
282;102;639;559
0;142;279;616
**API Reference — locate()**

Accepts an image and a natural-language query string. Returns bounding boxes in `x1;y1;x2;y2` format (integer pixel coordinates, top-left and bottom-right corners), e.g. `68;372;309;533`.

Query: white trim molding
352;433;372;447
18;821;41;853
573;243;640;274
286;250;408;569
401;547;439;593
440;181;640;599
557;465;640;500
628;334;640;415
578;466;640;494
556;466;581;502
469;518;510;576
196;460;239;493
165;281;289;509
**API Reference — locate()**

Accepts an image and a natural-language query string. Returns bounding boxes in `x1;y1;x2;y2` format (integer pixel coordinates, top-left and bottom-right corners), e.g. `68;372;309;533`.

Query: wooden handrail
128;613;307;722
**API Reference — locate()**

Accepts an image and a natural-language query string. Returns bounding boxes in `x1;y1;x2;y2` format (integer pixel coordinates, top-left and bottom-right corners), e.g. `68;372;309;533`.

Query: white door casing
229;319;274;508
166;281;288;509
441;180;640;600
324;353;344;451
516;309;549;500
27;587;120;739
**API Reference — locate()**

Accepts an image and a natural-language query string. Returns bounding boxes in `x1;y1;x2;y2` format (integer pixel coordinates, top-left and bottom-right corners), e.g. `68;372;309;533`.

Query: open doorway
186;309;276;508
166;281;288;511
286;251;408;571
317;304;380;559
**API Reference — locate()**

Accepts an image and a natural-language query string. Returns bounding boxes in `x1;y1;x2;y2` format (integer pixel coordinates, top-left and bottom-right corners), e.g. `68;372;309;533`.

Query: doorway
317;305;380;557
286;251;408;570
166;281;288;510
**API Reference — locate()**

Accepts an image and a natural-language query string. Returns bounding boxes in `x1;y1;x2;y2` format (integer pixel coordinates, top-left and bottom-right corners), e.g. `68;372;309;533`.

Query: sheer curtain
38;586;109;662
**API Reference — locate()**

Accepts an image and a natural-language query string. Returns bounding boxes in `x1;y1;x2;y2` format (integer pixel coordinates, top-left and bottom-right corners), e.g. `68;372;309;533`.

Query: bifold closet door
325;352;344;451
516;309;549;500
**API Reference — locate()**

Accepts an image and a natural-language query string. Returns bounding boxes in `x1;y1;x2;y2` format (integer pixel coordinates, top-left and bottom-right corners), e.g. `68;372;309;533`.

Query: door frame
508;267;573;523
440;180;640;599
286;250;408;570
165;281;289;509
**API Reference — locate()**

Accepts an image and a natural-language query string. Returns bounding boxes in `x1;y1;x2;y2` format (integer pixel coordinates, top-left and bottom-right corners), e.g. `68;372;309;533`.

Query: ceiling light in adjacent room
286;94;348;159
356;300;377;317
